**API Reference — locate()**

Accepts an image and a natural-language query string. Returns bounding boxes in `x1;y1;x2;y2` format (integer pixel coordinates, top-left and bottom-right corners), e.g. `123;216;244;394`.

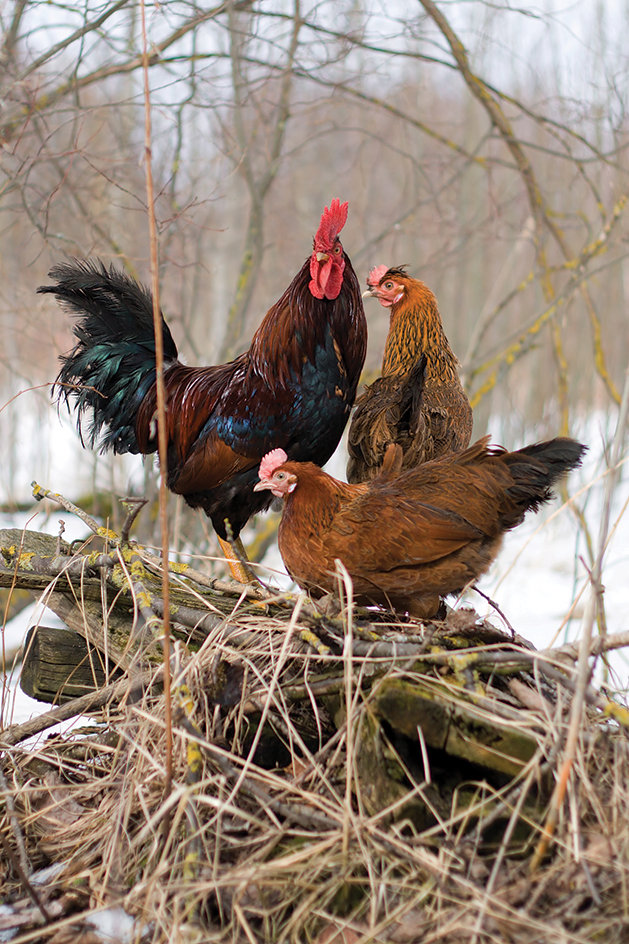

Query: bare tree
0;0;627;508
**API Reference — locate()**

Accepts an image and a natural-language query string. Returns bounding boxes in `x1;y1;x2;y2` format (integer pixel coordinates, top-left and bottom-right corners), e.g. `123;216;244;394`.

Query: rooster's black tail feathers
39;259;177;455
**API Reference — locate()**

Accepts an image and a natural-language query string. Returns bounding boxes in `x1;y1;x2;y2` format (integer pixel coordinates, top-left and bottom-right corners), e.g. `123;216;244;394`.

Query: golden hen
347;265;472;483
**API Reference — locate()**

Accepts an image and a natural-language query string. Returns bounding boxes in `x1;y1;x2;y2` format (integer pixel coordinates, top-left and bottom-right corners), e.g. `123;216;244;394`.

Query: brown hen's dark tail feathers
501;437;587;527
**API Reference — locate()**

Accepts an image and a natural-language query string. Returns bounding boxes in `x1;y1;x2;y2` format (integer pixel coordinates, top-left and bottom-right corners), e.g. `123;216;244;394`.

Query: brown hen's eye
276;472;286;480
384;281;393;290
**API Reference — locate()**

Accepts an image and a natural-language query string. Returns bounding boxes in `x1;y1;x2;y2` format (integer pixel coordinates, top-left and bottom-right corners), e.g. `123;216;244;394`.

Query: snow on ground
0;508;98;735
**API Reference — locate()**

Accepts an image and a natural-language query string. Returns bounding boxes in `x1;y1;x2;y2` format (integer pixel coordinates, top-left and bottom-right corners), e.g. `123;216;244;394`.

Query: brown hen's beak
253;480;271;492
316;251;330;263
362;286;378;298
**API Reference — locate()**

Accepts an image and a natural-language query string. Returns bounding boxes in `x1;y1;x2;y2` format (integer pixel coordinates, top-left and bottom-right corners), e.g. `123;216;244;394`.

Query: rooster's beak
316;251;330;263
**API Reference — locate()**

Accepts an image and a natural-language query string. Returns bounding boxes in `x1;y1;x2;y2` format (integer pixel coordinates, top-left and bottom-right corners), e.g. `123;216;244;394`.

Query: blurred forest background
0;0;627;562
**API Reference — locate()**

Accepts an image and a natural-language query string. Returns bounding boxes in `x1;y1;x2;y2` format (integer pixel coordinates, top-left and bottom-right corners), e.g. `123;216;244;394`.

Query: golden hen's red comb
259;448;288;480
367;265;389;286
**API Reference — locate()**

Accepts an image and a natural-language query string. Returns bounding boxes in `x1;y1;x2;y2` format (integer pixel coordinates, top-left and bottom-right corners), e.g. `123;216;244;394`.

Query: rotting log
374;677;539;778
20;625;123;704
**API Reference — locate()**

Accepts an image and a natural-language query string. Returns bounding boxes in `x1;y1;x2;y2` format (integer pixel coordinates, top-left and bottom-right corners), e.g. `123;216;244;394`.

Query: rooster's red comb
314;199;349;248
367;265;389;286
259;448;288;480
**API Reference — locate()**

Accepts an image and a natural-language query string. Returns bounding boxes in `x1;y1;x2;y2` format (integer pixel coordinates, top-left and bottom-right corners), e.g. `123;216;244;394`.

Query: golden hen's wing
347;356;427;483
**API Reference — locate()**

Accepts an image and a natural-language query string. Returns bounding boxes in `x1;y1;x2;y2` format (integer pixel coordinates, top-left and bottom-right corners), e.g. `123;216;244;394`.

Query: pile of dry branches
0;489;628;943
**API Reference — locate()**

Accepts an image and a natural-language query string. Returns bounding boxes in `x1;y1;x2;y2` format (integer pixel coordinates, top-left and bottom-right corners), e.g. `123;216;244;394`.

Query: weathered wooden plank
20;625;123;704
374;677;539;777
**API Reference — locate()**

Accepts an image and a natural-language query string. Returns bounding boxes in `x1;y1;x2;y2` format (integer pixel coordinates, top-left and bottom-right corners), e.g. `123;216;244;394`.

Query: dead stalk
139;0;172;804
531;367;629;870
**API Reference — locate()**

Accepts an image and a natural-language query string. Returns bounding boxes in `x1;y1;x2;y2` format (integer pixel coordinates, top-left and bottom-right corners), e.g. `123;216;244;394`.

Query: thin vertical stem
531;367;629;870
140;0;172;799
337;559;355;866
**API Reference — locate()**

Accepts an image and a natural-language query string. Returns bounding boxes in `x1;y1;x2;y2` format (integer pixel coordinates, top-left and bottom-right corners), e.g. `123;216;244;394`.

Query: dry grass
1;577;628;944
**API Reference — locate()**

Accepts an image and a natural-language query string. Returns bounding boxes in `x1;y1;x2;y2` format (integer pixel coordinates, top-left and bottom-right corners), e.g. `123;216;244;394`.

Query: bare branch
220;0;302;359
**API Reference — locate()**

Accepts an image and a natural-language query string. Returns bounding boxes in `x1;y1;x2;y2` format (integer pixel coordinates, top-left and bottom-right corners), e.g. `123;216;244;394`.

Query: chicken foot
217;533;260;586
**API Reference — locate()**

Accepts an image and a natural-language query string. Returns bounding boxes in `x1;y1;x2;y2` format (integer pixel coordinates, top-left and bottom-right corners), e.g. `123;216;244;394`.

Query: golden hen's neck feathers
381;279;459;382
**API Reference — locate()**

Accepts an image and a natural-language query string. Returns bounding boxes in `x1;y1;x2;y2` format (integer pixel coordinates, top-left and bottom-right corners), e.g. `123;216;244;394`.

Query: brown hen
347;265;472;483
255;437;586;619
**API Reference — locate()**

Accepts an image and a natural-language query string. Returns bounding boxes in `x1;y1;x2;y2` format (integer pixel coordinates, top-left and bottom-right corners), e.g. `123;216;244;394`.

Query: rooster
347;265;472;483
40;200;367;580
255;437;586;618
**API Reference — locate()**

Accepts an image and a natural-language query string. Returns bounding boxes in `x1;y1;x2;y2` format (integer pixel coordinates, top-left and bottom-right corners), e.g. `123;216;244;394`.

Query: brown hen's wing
374;437;519;541
325;486;484;571
391;437;525;535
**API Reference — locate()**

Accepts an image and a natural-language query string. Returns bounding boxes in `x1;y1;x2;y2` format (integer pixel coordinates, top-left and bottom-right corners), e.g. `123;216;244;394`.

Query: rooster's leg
217;535;259;585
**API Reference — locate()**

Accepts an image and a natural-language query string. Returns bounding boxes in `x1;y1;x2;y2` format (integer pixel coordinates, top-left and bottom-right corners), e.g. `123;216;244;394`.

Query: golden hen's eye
384;281;394;290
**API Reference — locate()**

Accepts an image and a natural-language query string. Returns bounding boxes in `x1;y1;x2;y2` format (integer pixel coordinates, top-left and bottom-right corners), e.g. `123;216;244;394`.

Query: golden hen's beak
362;286;377;298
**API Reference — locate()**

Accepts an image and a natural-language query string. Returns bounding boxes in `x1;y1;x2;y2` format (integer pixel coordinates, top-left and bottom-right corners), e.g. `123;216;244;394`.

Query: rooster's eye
333;245;341;254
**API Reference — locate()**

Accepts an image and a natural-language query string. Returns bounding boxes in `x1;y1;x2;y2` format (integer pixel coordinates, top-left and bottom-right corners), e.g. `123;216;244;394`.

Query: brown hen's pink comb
314;199;349;248
367;265;389;286
259;448;288;480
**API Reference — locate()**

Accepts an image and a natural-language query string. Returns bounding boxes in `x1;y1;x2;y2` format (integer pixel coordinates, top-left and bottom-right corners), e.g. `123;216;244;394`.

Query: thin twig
0;761;31;876
120;497;149;545
31;481;103;537
140;0;173;810
0;832;51;923
472;587;515;637
531;367;629;870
